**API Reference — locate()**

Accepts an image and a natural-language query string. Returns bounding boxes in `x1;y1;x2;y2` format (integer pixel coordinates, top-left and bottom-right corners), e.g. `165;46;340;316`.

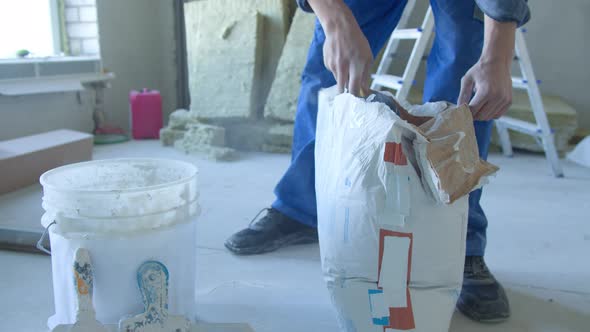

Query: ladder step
496;116;543;136
391;28;423;40
511;77;528;90
371;74;403;90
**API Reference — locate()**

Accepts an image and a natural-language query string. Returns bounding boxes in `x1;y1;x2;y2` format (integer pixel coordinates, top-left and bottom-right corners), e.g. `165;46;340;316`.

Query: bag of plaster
315;87;498;332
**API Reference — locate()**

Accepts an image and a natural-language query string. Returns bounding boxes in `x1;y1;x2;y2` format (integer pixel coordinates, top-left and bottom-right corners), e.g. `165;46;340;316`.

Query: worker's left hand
457;59;513;121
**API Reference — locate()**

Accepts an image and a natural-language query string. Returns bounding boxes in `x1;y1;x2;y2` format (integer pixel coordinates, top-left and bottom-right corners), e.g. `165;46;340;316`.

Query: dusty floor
0;140;589;332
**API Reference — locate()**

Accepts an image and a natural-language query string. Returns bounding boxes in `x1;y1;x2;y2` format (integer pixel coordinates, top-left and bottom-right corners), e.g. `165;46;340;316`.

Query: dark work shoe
457;256;511;323
224;208;318;255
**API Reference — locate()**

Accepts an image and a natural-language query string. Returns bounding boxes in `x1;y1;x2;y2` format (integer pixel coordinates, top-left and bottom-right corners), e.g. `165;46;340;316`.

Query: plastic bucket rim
47;211;199;240
43;196;200;224
40;158;198;194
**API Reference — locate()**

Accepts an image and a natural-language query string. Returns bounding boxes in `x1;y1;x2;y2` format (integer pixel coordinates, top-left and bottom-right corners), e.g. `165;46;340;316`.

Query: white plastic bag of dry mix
315;88;497;332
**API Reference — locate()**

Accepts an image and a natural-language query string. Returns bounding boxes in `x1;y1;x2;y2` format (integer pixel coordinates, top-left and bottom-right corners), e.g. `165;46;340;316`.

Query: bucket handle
37;221;56;255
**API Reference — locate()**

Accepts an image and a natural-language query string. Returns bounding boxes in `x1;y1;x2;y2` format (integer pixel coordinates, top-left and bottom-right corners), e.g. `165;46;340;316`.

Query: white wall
0;91;94;141
96;0;178;131
525;0;589;129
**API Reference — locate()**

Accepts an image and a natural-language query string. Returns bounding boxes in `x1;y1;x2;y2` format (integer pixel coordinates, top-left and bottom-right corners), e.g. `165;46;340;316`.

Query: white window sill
0;55;111;96
0;55;100;65
0;72;115;96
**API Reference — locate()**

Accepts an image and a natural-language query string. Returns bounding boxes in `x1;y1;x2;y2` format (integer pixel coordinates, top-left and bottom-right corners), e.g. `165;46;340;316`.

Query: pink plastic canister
130;89;163;139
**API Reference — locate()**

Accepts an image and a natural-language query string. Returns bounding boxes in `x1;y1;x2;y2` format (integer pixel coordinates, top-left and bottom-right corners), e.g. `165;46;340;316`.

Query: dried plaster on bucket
40;159;199;235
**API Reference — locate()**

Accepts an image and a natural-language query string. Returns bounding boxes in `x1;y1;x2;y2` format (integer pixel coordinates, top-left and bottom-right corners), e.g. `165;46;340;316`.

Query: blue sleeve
296;0;530;26
476;0;531;26
296;0;314;13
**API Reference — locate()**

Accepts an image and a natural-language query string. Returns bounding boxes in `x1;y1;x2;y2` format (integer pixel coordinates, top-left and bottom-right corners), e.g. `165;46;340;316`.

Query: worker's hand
457;59;513;120
308;0;373;96
457;16;517;121
323;16;373;96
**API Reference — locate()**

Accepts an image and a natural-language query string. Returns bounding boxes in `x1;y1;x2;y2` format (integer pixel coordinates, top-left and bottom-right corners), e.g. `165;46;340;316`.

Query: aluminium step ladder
496;30;563;177
371;1;563;177
371;0;433;102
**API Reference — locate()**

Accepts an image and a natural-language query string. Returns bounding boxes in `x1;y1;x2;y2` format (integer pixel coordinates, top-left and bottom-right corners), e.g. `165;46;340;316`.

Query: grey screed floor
0;140;588;332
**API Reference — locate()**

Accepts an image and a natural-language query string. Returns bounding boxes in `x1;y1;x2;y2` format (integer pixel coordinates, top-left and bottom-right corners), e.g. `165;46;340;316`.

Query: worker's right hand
309;0;373;96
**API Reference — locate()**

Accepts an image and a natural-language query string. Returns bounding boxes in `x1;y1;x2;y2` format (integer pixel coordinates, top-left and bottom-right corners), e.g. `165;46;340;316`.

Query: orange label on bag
384;142;408;166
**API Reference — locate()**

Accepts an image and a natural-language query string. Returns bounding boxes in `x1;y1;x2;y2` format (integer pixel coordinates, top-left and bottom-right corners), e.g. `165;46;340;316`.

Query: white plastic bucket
39;158;199;329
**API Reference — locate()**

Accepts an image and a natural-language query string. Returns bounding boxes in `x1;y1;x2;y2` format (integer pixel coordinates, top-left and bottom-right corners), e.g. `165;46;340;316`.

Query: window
0;0;61;59
0;0;104;94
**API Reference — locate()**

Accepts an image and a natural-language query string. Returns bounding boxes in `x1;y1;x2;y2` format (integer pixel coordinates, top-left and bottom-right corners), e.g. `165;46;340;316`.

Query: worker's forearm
458;15;518;119
480;15;517;69
306;0;372;95
306;0;354;34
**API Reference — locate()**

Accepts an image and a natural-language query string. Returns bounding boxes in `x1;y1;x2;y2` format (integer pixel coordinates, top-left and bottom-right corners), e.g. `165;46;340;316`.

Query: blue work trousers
273;0;492;256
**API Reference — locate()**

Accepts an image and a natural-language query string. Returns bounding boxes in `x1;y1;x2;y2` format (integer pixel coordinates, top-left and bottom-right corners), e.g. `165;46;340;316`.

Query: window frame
49;0;62;56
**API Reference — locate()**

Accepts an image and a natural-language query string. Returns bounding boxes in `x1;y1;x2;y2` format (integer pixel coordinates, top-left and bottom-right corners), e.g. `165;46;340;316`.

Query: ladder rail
511;29;563;176
372;0;417;85
514;30;552;134
495;122;514;157
396;7;434;100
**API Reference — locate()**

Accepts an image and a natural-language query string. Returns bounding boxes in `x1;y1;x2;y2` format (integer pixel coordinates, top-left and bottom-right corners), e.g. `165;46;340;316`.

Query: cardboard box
0;129;93;195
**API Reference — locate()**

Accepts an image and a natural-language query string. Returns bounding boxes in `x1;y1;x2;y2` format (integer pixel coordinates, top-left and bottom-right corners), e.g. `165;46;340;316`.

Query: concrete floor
1;140;589;332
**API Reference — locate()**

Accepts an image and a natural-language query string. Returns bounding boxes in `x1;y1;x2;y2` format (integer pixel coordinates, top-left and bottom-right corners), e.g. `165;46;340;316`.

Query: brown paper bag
413;104;499;203
369;91;499;204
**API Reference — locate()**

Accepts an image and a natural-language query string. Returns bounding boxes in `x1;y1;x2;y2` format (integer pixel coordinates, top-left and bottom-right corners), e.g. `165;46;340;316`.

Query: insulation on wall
264;9;316;122
245;0;292;112
185;2;263;120
184;0;292;120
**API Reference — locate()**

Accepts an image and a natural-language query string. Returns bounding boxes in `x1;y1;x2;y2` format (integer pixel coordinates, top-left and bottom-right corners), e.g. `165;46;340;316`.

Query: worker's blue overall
273;0;492;256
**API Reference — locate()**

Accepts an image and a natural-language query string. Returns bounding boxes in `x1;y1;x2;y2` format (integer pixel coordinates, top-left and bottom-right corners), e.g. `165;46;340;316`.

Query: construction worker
226;0;530;323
